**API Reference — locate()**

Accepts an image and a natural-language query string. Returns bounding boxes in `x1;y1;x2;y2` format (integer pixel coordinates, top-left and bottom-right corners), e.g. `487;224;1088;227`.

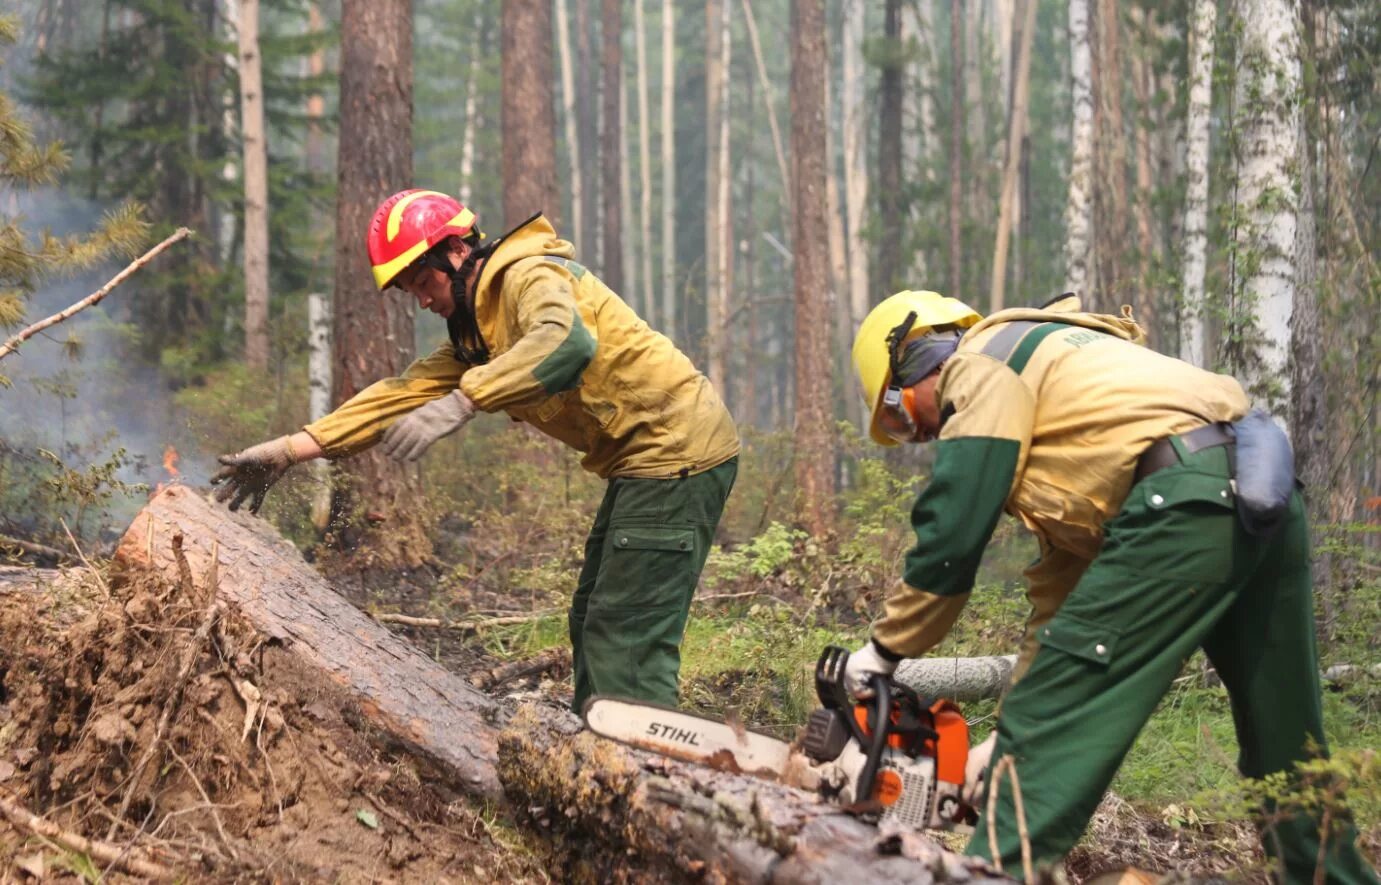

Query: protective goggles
877;313;961;443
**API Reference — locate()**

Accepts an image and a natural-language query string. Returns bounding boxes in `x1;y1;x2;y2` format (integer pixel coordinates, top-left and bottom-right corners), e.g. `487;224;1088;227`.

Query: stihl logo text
646;722;701;746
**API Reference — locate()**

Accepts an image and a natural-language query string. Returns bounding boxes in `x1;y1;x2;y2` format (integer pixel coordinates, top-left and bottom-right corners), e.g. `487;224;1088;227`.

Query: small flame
163;445;180;479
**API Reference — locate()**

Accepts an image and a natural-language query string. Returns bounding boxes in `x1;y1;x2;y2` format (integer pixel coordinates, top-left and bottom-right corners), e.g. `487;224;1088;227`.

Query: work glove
843;640;899;699
210;435;299;514
380;390;477;462
962;731;997;805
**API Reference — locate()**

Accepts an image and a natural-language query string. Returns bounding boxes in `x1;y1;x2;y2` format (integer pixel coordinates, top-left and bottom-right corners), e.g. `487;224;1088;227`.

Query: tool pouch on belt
1231;409;1295;537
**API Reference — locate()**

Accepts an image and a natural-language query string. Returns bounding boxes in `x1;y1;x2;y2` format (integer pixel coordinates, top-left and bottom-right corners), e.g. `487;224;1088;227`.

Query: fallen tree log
114;485;501;799
894;655;1018;702
499;703;1013;884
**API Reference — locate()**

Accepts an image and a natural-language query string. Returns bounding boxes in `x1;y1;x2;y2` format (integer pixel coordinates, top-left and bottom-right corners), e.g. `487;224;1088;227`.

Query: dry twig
469;647;571;691
0;227;194;361
59;517;109;599
373;610;558;631
0;789;171;879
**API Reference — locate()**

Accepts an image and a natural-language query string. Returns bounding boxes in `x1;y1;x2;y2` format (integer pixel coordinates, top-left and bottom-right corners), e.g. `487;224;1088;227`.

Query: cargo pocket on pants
1036;613;1120;669
597;526;697;608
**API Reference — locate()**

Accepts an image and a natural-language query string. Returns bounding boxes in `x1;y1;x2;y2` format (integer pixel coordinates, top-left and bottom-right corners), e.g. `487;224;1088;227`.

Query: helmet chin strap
437;211;543;365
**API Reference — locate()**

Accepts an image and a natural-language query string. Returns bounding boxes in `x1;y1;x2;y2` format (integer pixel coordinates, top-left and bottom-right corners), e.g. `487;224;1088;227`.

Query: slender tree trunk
825;74;860;431
635;0;656;326
1180;0;1215;367
791;0;836;537
714;0;732;393
308;292;332;531
219;0;239;268
458;11;484;205
705;0;725;390
620;64;637;307
876;0;905;295
740;0;792;226
988;0;1036;313
1092;0;1127;311
333;0;419;556
501;1;559;229
1063;0;1095;296
556;0;583;249
238;0;269;370
660;0;677;339
948;0;965;297
601;0;624;292
1231;0;1301;422
1131;12;1156;343
843;0;870;325
576;0;599;259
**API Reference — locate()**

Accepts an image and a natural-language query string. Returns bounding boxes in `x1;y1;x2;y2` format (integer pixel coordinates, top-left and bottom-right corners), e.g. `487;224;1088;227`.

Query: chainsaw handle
854;675;891;803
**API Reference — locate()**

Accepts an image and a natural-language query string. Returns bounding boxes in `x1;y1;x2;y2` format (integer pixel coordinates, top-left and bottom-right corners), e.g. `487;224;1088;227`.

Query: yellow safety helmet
852;290;981;446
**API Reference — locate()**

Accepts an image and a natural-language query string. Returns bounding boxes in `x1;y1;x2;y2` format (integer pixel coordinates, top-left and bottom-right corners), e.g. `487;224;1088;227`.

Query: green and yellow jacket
871;296;1248;677
304;215;740;479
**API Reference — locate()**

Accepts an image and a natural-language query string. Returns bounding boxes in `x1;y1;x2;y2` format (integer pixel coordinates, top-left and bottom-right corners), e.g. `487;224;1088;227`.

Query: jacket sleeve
871;354;1036;659
459;260;597;411
302;342;467;458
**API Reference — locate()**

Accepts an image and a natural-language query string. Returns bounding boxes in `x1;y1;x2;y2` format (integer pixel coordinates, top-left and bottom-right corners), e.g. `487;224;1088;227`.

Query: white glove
211;435;300;514
963;731;997;805
844;640;899;699
380;390;477;462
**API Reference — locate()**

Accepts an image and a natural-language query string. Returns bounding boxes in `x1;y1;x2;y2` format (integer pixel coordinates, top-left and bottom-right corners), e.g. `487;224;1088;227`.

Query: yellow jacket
304;216;740;479
872;296;1249;673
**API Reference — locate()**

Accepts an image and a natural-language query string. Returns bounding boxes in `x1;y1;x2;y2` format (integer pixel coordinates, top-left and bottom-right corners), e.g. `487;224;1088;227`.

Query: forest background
0;0;1376;871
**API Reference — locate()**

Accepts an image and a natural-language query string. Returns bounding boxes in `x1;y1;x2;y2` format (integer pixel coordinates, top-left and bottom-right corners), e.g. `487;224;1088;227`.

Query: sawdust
0;560;546;882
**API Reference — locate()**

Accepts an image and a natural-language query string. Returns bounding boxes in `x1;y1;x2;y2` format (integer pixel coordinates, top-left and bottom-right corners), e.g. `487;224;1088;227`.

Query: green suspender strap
980;321;1079;374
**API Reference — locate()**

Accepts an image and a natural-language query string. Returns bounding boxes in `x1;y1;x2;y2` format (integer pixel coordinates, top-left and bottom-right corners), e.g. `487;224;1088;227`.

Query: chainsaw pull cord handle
855;675;892;803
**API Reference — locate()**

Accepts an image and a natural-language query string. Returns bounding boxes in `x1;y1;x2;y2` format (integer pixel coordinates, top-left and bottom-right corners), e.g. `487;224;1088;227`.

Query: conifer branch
0;227;192;361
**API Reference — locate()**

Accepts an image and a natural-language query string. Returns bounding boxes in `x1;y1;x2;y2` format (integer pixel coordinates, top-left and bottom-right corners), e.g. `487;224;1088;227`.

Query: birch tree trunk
308;292;332;531
988;0;1036;313
825;74;860;431
458;12;484;206
1231;0;1301;421
714;0;732;396
501;1;558;229
237;0;269;371
791;0;836;537
1180;0;1215;367
1131;26;1156;344
660;0;677;339
1063;0;1095;296
333;0;420;559
219;0;239;268
556;0;583;249
876;0;905;295
620;65;637;306
704;0;725;391
843;0;870;327
601;0;624;293
576;0;599;257
635;0;656;327
948;0;965;297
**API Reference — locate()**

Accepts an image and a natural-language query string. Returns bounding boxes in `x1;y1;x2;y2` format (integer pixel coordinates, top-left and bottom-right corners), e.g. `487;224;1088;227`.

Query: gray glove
210;435;298;514
843;640;900;698
380;390;477;462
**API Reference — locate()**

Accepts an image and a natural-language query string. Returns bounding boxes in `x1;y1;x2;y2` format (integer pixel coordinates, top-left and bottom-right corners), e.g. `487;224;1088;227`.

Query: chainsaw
582;645;979;833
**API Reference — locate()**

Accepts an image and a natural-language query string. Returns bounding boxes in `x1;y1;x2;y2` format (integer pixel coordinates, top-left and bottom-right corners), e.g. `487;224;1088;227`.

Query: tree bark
556;0;583;249
237;0;269;371
308;292;332;532
660;0;677;339
114;487;501;798
1091;0;1128;312
988;0;1036;314
876;0;905;296
1230;0;1301;422
333;0;420;559
502;1;560;230
601;0;624;292
1180;0;1215;367
843;0;870;323
791;0;836;537
575;0;598;255
1063;0;1095;296
1130;9;1157;343
499;704;1011;884
948;0;965;297
705;0;726;392
635;0;656;327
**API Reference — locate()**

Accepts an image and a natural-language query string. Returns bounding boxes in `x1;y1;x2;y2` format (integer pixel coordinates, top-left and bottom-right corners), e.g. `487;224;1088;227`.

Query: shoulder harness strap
980;321;1076;374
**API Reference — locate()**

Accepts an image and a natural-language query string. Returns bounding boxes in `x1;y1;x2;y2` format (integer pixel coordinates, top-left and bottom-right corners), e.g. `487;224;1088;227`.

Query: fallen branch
0;790;171;880
373;610;558;631
469;647;571;691
0;227;194;361
0;534;70;564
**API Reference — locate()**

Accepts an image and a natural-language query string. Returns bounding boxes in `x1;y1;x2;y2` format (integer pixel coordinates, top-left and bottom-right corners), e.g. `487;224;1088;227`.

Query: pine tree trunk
988;0;1036;313
876;0;904;295
1091;0;1127;311
948;0;965;297
1130;17;1156;344
635;0;656;327
791;0;836;538
556;0;583;249
332;0;421;560
620;63;637;307
576;0;599;258
501;1;559;229
1063;0;1095;296
704;0;725;392
660;0;677;340
843;0;870;333
714;0;732;401
1231;0;1301;422
237;0;269;371
601;0;624;292
1180;0;1215;367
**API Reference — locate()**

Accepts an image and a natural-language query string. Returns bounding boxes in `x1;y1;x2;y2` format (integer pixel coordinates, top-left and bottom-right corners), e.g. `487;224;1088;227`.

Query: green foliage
0;438;147;546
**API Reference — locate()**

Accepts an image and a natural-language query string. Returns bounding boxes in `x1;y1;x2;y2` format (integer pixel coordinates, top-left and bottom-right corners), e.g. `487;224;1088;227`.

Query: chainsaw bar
582;696;793;779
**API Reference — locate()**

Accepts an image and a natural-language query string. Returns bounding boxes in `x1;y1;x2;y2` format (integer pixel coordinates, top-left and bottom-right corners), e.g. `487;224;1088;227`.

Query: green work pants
568;458;737;713
966;443;1378;883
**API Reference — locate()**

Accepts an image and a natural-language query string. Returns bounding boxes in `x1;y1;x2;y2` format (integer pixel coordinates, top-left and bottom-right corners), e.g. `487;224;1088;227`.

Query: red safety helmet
366;189;478;290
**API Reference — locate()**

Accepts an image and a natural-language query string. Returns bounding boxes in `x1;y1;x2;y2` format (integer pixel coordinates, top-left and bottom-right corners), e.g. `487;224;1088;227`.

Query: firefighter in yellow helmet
211;191;740;714
841;290;1377;882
